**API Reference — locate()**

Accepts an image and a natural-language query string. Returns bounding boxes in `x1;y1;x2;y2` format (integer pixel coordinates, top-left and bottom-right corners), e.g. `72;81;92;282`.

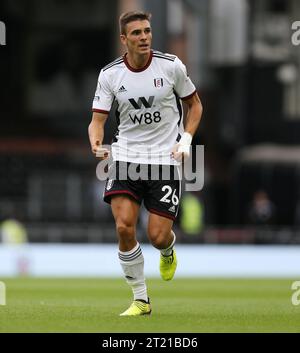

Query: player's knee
148;229;169;249
116;223;135;240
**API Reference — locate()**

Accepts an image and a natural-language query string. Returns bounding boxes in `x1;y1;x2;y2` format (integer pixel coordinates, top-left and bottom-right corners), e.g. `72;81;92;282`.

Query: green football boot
120;298;151;316
160;249;177;281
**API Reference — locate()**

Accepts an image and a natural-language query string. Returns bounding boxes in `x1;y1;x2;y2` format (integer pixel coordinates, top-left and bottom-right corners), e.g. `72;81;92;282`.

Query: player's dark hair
119;11;152;35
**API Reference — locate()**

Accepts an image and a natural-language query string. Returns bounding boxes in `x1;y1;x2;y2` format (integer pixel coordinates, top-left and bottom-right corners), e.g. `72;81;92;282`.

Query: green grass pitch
0;278;299;332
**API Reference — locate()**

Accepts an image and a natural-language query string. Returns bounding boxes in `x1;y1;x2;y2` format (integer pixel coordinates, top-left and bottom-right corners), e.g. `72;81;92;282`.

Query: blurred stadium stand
1;0;300;244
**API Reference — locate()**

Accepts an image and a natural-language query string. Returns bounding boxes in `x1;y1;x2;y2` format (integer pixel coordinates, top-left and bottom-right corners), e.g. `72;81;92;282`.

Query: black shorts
103;161;181;220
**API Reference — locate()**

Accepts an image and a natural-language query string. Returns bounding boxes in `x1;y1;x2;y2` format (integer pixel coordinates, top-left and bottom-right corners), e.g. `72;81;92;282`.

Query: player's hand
92;141;110;160
171;143;190;161
171;132;192;161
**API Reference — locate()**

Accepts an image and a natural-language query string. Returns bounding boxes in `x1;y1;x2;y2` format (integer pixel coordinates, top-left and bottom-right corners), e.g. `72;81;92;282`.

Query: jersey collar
123;50;153;72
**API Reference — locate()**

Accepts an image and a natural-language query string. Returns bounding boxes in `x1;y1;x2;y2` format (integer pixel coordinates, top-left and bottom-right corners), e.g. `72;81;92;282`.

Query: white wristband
179;132;192;146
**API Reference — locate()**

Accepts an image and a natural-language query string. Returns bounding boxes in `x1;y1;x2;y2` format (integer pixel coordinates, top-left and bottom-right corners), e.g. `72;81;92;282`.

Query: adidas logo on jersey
106;179;114;191
168;205;176;213
118;85;127;93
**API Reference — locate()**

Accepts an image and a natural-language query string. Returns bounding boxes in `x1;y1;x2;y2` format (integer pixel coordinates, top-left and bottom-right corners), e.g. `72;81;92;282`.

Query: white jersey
92;50;196;165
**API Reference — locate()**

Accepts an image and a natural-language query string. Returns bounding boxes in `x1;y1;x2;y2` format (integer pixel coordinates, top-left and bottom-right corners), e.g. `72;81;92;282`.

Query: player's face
121;20;152;56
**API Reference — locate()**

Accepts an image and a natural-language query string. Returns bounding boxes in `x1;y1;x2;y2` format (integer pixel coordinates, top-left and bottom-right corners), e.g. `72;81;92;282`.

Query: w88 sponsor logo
129;111;162;125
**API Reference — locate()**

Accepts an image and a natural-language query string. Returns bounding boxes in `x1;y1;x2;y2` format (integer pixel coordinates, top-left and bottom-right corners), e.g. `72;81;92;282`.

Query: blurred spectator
0;218;27;244
0;203;29;275
0;203;28;244
247;190;276;226
180;192;204;236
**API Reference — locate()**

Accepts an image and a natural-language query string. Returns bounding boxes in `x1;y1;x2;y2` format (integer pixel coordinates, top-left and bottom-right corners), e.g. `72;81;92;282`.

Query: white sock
119;242;148;302
160;231;176;256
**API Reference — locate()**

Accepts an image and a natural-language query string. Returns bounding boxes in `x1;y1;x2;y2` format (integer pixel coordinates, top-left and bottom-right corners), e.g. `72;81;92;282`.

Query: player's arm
172;92;203;160
182;91;203;136
88;112;109;159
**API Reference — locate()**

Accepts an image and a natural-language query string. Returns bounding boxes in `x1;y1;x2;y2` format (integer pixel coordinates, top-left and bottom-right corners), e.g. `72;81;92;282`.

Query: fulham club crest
154;78;163;88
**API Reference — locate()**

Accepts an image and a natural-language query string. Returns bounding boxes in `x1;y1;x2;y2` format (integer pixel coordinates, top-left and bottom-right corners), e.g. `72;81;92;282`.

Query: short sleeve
92;69;114;113
174;57;196;100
